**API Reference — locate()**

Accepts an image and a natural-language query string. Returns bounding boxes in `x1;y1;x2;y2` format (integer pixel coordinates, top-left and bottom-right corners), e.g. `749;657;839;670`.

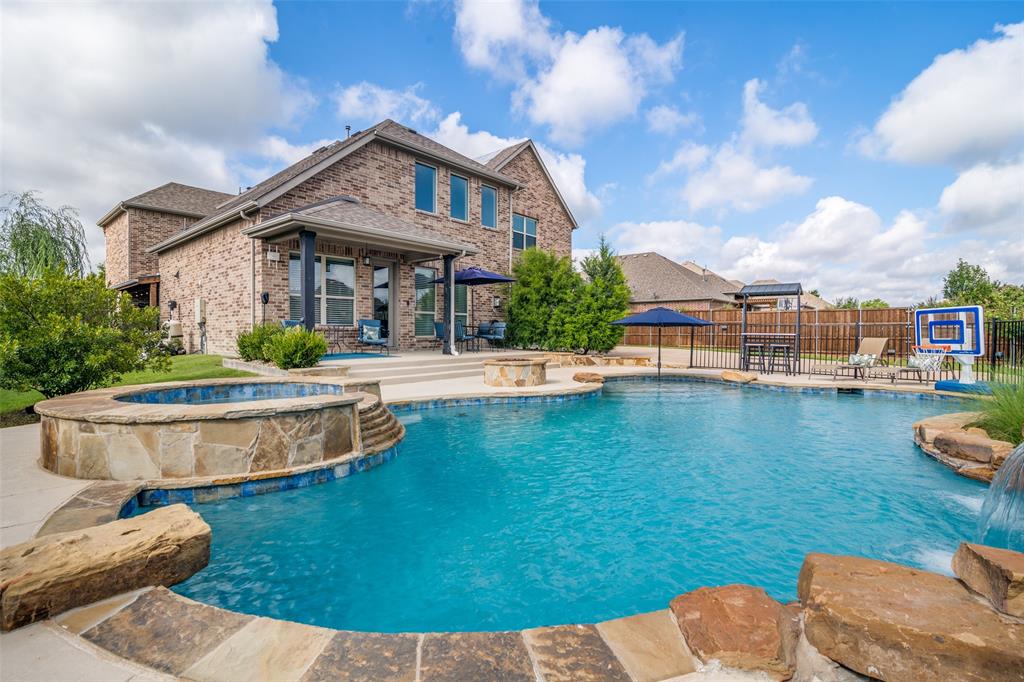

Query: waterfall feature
978;442;1024;551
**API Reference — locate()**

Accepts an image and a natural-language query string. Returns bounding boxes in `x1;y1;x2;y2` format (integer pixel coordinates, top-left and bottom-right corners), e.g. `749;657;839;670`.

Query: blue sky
2;1;1021;303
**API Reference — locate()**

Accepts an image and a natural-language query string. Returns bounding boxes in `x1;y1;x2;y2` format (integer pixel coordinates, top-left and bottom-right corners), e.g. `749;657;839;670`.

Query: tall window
455;284;468;328
481;185;497;228
415;162;436;213
289;254;354;325
450;174;468;221
414;267;436;336
513;213;537;250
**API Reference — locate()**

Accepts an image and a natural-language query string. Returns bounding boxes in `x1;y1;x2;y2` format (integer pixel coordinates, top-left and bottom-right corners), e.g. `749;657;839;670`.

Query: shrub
0;271;167;398
972;383;1024;444
506;248;581;351
236;323;282;362
264;327;327;369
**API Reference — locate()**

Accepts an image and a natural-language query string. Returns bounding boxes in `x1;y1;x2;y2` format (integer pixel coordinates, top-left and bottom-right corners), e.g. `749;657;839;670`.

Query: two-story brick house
99;120;577;354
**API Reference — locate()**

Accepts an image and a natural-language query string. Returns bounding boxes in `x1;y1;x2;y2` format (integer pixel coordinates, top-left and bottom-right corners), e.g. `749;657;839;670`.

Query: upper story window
481;185;497;228
415;162;436;213
512;213;537;250
450;174;468;221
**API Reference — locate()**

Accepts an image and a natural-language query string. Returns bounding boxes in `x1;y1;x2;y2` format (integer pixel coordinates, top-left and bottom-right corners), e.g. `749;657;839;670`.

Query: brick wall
102;207;195;286
153;138;575;353
158;217;255;355
102;212;130;287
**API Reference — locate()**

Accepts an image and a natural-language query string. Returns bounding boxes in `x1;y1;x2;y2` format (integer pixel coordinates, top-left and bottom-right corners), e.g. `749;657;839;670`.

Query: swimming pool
172;380;983;632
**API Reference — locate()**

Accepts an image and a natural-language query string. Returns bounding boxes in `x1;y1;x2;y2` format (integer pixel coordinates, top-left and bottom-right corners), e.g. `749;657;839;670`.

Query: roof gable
486;140;578;229
98;182;233;226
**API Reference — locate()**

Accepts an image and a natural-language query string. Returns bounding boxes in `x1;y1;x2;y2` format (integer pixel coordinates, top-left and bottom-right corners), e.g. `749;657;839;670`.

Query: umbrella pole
658;325;662;380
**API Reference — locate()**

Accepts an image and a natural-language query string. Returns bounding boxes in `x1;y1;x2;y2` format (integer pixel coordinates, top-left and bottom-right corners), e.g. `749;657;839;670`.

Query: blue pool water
172;380;984;632
118;382;343;405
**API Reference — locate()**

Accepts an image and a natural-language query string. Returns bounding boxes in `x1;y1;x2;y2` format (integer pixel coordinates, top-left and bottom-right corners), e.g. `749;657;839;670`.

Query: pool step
357;399;404;454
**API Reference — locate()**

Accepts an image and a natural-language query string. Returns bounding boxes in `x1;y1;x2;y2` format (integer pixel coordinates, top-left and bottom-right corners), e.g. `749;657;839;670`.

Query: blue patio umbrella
612;307;712;378
431;267;515;286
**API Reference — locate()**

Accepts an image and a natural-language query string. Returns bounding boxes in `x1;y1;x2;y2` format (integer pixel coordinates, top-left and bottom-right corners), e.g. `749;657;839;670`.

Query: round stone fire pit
483;357;549;387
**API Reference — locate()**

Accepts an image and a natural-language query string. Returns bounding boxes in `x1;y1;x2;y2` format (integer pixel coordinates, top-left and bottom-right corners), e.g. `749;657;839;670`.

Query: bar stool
769;344;793;375
744;343;766;372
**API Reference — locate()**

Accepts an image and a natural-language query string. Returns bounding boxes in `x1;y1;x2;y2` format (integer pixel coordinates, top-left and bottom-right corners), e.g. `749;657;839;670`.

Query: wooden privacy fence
621;307;1024;384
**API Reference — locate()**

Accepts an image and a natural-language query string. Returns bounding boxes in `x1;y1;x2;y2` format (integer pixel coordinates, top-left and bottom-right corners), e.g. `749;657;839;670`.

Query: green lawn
0;355;253;427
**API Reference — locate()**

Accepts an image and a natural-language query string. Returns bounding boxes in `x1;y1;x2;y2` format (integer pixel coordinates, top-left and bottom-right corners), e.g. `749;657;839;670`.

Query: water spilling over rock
978;442;1024;552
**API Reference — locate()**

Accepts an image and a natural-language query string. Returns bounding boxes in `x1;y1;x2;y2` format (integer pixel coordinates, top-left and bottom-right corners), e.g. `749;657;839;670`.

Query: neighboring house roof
240;195;477;259
616;252;738;304
680;260;743;297
482;139;579;229
97;182;233;227
149;119;522;254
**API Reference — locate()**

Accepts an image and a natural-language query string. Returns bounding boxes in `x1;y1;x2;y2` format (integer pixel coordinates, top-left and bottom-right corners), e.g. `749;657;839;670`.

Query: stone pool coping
34;376;366;424
14;369;984;681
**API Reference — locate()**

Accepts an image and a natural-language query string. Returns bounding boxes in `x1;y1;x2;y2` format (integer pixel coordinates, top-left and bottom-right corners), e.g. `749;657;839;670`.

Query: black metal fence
623;308;1024;384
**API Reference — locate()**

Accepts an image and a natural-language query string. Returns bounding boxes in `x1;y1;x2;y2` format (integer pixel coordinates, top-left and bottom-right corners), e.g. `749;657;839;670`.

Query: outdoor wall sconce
362;255;371;266
492;296;502;309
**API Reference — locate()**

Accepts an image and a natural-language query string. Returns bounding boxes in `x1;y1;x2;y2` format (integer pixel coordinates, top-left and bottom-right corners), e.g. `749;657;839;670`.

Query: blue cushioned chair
455;320;477;352
434;321;445;346
477;321;507;349
281;319;302;329
357;319;389;355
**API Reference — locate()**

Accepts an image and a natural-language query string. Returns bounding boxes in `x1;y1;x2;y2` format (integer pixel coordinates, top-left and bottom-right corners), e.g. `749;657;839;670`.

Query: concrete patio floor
0;353;963;680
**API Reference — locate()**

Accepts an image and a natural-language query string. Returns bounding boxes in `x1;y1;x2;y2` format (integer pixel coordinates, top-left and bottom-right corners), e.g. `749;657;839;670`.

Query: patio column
442;254;456;355
299;229;316;331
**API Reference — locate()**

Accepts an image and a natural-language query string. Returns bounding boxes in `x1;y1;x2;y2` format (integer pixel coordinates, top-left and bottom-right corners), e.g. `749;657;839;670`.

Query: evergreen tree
565;236;632;353
507;249;581;350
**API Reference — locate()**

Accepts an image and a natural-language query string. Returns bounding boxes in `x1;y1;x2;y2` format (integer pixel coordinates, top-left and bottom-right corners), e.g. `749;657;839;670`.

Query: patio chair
434;321;445;347
356;319;389;355
477;321;507;349
808;337;889;381
870;345;948;384
281;319;302;329
455;320;477;352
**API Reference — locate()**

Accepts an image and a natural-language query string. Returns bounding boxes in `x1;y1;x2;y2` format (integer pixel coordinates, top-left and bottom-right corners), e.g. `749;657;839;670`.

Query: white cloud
740;79;818;148
858;22;1024;165
332;82;440;126
601;196;1006;305
938;160;1024;235
646;105;701;135
0;1;315;265
427;112;602;223
453;0;683;146
652;79;817;213
681;143;813;213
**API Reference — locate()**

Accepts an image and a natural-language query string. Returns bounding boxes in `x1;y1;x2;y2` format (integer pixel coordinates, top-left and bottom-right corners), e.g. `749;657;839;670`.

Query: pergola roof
736;282;803;298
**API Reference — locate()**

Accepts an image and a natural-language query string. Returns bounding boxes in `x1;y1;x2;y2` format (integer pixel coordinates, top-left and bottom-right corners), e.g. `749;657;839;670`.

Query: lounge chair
477;321;507;349
808;337;889;380
356;319;389;355
869;345;947;384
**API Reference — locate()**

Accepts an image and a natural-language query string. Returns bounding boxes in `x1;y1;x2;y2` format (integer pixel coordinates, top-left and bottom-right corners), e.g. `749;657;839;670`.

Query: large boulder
669;584;798;680
798;553;1024;682
933;430;1014;464
721;370;757;384
953;543;1024;618
0;504;209;630
573;371;605;384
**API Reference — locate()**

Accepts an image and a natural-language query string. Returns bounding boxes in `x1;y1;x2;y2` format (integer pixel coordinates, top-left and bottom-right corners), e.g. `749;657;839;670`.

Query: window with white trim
512;213;537;250
415;162;436;213
450;174;468;221
288;253;355;325
414;267;437;336
481;185;497;228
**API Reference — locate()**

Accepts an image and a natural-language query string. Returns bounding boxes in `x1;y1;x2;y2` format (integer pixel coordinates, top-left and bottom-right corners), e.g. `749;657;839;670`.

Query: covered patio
242;196;478;355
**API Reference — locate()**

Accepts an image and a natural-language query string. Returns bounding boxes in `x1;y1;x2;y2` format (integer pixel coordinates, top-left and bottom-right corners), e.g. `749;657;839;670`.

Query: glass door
373;265;391;341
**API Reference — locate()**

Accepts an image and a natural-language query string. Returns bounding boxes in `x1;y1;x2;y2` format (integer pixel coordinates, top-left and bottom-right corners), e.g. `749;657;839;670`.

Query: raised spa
117;382;344;405
34;378;372;481
172;379;982;633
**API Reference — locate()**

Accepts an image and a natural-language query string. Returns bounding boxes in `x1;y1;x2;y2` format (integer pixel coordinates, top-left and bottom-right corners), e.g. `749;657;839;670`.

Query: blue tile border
388;390;601;414
127;444;400;511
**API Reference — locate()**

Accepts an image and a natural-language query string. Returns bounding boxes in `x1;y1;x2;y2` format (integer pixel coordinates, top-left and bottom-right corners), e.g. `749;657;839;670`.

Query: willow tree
0;191;90;278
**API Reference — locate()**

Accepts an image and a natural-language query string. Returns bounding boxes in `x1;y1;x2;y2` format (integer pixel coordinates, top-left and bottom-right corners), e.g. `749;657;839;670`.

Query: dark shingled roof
482;140;531;170
293;196;477;252
112;182;233;221
616;252;740;304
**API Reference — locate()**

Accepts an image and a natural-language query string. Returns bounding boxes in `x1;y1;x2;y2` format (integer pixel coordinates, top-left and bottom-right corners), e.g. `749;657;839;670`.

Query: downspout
241;208;258;328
